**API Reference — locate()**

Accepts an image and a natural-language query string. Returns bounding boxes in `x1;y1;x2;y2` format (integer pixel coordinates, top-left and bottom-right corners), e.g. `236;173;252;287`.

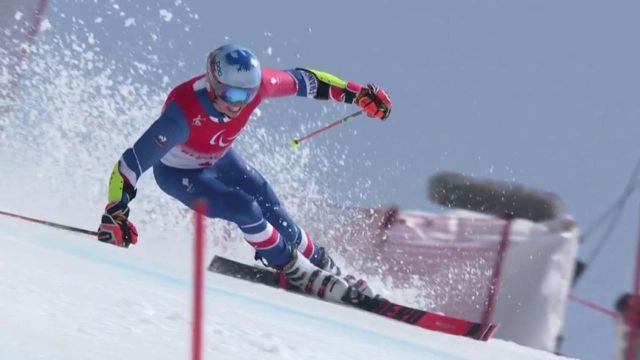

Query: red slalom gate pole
481;218;512;326
626;206;640;360
193;201;206;360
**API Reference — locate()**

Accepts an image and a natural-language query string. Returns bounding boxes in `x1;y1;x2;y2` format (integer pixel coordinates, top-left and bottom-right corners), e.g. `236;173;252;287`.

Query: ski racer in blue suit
97;44;392;303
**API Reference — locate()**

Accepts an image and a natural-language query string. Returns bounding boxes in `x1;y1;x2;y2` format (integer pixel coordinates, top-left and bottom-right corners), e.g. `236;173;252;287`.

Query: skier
97;44;392;304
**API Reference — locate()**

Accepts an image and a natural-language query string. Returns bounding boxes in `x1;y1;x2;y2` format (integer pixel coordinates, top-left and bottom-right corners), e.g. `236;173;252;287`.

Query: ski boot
312;247;376;300
344;274;375;298
279;250;352;304
312;246;342;276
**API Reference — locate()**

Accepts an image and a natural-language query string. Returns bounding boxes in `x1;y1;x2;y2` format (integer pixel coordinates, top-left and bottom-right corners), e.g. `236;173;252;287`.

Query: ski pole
290;110;363;148
0;210;98;236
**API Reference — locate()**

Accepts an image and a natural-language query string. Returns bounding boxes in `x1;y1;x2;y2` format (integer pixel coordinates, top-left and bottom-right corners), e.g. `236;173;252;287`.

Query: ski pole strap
291;110;363;148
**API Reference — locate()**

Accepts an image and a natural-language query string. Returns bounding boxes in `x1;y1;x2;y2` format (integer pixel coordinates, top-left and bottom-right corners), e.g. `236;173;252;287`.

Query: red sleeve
258;67;298;99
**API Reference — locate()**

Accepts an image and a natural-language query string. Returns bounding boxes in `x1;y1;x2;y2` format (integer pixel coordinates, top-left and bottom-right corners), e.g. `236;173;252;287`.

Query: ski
207;255;499;341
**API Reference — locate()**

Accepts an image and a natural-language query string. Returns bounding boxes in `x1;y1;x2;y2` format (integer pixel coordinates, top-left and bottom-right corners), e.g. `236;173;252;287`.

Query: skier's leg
153;163;290;266
212;149;298;238
213;150;341;274
154;162;353;302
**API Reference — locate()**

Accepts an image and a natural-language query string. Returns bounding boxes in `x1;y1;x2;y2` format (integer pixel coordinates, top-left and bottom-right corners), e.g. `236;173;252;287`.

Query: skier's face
213;98;245;118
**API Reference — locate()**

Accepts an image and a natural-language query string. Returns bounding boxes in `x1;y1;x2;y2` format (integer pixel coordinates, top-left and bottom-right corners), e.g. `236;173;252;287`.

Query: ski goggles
207;74;259;106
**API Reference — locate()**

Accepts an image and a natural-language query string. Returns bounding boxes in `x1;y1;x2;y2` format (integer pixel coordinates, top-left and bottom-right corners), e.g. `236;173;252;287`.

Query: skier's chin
214;99;245;118
224;107;243;117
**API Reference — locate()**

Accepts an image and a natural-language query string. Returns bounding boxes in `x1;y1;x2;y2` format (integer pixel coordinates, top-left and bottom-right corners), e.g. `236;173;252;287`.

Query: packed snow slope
0;216;575;360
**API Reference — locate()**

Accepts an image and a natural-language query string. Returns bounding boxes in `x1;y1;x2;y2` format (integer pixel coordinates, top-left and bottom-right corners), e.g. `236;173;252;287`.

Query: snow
158;9;173;22
1;216;575;360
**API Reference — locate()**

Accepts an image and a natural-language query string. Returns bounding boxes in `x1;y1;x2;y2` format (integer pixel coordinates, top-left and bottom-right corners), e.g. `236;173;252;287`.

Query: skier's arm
98;102;189;247
287;68;363;104
260;67;362;103
108;101;189;200
262;68;392;120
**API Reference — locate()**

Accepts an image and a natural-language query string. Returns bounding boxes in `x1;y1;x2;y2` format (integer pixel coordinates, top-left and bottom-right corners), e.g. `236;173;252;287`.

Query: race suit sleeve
260;67;363;104
107;101;190;204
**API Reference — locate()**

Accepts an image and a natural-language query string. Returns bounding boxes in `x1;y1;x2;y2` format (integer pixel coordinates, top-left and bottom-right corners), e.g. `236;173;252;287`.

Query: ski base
208;255;498;341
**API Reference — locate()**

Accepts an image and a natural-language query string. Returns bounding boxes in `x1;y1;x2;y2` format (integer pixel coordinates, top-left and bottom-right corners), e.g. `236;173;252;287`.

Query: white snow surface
1;217;575;360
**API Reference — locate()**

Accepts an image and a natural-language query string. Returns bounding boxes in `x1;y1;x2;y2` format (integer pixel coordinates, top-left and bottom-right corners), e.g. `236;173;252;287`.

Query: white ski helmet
206;44;261;105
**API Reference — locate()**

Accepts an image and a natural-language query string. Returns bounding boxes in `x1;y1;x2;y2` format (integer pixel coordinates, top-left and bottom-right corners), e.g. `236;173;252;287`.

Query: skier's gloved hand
98;201;138;248
355;84;392;120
